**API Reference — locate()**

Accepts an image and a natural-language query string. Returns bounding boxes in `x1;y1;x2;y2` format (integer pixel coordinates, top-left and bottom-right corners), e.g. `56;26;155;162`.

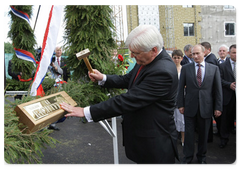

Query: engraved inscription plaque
14;91;77;133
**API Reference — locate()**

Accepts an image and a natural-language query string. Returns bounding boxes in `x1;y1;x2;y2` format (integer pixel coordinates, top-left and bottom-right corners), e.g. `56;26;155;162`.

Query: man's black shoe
181;161;188;164
198;160;207;164
219;140;228;148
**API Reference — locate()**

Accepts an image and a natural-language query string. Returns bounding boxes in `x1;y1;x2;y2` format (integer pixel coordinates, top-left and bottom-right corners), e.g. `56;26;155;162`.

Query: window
225;22;235;36
223;5;235;10
184;23;194;36
182;5;193;8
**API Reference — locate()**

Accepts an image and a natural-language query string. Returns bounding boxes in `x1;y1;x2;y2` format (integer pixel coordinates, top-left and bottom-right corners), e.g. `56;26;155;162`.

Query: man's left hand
214;110;222;118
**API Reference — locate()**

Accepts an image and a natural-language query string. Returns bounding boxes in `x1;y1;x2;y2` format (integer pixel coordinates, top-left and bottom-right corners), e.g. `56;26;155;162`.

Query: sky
3;4;131;50
3;5;65;48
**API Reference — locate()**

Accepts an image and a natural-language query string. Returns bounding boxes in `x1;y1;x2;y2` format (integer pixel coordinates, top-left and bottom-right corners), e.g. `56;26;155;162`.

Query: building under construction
126;5;236;56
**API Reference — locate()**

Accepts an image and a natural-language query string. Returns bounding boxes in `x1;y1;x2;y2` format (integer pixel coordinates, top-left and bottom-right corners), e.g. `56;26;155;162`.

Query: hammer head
76;48;90;60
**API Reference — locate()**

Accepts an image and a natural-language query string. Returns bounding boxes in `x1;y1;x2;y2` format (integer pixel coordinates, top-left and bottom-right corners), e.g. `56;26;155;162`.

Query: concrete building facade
126;5;236;56
199;5;236;56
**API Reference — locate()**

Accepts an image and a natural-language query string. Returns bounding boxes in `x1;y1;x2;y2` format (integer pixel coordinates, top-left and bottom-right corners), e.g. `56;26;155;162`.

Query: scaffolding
110;5;125;46
165;5;175;50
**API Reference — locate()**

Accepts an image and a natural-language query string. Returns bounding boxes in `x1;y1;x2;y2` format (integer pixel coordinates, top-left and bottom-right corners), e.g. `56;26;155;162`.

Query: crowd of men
59;25;236;164
8;24;236;164
174;42;236;164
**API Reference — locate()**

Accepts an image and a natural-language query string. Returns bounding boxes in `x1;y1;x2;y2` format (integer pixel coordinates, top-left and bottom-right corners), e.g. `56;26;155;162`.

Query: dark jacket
178;62;222;118
219;58;235;105
90;48;179;163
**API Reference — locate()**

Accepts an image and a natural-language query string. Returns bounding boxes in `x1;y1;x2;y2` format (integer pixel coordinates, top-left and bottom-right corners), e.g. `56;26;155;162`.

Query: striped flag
30;5;64;96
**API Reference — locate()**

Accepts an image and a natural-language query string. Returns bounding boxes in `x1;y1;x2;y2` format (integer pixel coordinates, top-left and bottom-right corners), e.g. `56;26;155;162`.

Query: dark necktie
197;63;202;87
57;57;60;66
133;65;145;83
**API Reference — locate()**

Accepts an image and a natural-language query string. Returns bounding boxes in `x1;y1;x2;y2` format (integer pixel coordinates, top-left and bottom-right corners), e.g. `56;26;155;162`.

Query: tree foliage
63;5;125;106
7;5;36;80
64;5;119;79
4;42;15;53
4;95;58;164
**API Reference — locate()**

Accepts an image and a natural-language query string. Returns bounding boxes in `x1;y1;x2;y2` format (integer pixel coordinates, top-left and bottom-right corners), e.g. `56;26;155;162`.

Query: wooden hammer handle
83;58;93;73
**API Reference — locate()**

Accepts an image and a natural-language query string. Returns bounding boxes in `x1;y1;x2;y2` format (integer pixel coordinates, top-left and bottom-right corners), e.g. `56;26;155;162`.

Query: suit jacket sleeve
213;66;223;111
177;65;186;108
90;69;175;122
219;62;234;89
103;69;134;89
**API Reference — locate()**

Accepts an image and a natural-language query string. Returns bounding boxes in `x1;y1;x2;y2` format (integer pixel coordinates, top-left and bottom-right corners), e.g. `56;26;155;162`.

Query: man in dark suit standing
218;44;236;148
217;44;229;64
60;25;179;163
201;42;219;143
181;44;193;65
201;42;218;65
51;46;70;82
178;44;222;164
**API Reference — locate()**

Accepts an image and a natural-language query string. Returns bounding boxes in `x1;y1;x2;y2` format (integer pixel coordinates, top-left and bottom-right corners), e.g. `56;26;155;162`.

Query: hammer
76;48;93;73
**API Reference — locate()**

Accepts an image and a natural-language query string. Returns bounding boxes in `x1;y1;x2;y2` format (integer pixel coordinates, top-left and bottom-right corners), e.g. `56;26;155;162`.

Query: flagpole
33;5;41;32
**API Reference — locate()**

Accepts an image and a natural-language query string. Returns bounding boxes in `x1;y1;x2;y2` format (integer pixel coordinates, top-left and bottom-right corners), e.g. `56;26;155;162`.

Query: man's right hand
179;107;184;114
88;69;103;82
230;82;236;91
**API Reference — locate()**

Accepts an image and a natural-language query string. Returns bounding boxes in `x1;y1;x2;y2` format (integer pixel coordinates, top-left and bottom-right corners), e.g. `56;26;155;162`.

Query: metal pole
33;5;41;32
112;117;119;164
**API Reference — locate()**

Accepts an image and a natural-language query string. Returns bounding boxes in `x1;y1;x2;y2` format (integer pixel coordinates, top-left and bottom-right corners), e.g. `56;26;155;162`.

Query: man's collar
195;60;205;67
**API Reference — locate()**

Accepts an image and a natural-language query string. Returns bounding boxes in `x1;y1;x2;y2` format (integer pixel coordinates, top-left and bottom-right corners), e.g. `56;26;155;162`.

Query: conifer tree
64;5;118;79
4;94;58;163
5;6;58;164
63;5;125;106
8;5;36;80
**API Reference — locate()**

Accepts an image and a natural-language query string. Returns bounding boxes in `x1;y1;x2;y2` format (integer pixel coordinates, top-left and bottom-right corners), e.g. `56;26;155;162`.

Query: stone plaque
14;91;77;133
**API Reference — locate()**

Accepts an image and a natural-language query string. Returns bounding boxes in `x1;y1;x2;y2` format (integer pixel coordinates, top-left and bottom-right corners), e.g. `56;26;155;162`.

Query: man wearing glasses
61;25;179;164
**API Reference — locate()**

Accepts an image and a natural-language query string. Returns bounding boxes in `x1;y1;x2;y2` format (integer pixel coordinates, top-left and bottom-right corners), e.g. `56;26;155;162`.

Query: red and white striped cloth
30;5;63;96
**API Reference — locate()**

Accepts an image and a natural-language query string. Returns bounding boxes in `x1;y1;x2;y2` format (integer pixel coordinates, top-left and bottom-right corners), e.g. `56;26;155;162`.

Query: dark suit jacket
52;57;70;81
90;49;179;163
181;55;191;65
205;53;218;66
177;62;222;118
8;60;20;81
219;58;235;105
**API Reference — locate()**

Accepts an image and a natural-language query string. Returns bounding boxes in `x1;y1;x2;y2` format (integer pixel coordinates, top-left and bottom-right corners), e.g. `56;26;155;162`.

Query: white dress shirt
84;74;107;122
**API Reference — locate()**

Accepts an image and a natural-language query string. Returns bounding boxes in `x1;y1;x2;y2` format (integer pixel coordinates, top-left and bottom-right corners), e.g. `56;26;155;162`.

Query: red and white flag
30;5;63;96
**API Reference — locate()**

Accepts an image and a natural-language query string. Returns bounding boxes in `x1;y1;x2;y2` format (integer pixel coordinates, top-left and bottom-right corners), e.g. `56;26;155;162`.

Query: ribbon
10;6;37;83
17;75;32;82
10;6;30;25
14;48;38;65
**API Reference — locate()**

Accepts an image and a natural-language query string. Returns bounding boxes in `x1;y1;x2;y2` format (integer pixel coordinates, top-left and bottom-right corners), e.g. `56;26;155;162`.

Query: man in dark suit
48;47;70;131
217;44;229;64
218;44;236;148
51;47;69;82
178;44;222;164
201;42;219;143
201;42;218;65
181;44;193;65
60;25;179;163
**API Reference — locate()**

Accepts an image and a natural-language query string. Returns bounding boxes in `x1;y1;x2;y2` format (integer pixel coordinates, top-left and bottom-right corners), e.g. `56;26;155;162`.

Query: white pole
112;117;119;164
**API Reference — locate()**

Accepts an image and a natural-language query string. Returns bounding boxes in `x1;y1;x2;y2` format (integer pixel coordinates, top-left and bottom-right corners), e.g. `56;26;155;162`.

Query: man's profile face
130;47;157;66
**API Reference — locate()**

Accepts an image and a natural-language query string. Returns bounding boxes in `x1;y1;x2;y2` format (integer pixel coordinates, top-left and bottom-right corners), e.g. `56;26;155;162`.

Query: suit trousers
183;108;211;163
